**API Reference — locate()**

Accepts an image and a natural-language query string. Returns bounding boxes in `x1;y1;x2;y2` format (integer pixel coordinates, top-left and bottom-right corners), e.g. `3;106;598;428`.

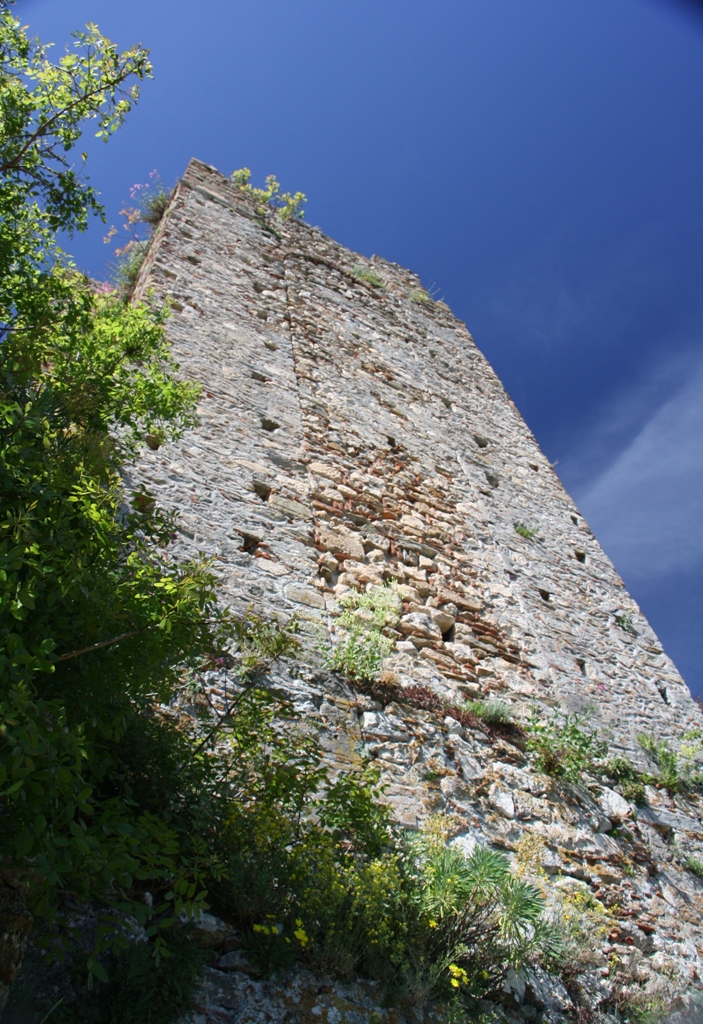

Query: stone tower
132;159;703;1009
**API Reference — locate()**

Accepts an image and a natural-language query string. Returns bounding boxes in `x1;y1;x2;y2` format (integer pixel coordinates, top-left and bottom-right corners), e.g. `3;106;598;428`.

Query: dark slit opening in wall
239;532;261;554
576;658;587;676
261;416;280;432
538;588;551;602
575;550;586;563
252;479;272;501
442;624;456;644
656;682;670;705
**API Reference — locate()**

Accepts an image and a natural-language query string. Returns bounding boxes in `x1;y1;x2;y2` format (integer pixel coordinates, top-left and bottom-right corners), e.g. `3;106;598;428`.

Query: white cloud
576;360;703;580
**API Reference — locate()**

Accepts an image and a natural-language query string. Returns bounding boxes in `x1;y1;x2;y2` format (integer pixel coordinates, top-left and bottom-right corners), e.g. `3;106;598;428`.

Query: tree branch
0;68;141;177
53;627;151;661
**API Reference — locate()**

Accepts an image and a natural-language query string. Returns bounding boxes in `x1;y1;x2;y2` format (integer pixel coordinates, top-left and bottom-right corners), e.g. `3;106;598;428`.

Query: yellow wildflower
448;964;469;988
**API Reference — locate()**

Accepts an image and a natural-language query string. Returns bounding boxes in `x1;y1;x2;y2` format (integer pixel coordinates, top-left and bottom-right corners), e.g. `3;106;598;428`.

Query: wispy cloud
575;357;703;580
559;342;702;492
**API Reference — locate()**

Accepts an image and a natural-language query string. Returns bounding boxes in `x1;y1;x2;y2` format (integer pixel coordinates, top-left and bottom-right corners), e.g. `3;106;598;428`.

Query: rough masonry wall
130;159;703;1010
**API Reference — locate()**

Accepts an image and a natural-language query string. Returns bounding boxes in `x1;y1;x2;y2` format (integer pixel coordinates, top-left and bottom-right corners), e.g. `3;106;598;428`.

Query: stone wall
129;158;703;1018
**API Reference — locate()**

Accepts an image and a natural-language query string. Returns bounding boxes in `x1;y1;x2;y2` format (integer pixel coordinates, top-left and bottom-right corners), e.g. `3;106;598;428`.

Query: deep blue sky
21;0;703;697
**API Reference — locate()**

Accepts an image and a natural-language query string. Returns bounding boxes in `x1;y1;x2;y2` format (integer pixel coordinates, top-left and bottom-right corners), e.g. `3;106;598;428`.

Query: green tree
0;6;237;974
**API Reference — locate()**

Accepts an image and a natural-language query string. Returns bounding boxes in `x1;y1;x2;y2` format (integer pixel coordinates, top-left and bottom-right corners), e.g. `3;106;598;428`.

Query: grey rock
448;830;483;858
268;493;313;519
283;582;325;608
429;608;455;633
360;710;392;737
598;785;633;823
502;967;526;1007
398;612;442;640
445;641;477;664
182;910;237;950
524;965;573;1013
216;950;254;973
571;971;611;1010
0;879;32;1013
488;783;515;819
449;737;485;780
638;805;700;833
317;524;365;561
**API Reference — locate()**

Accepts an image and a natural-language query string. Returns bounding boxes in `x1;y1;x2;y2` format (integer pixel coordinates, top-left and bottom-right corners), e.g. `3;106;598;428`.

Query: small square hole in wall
474;434;489;448
575;550;586;563
260;416;280;432
252;479;272;501
238;532;261;554
656;682;670;705
538;588;551;602
571;515;579;525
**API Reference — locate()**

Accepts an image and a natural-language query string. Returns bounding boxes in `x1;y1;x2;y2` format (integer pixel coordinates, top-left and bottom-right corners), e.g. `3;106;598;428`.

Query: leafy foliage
615;611;636;634
463;700;514;727
338;584;402;630
638;731;703;794
0;11;151;233
687;857;703;880
0;7;249;974
136;174;172;227
605;756;652;805
352;264;385;288
526;711;607;783
217;760;558;1001
231;166;306;223
514;522;536;540
398;825;559;1000
550;885;615;974
321;585;399;683
207;689;397;975
104;170;172;295
111;239;148;293
50;930;208;1024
